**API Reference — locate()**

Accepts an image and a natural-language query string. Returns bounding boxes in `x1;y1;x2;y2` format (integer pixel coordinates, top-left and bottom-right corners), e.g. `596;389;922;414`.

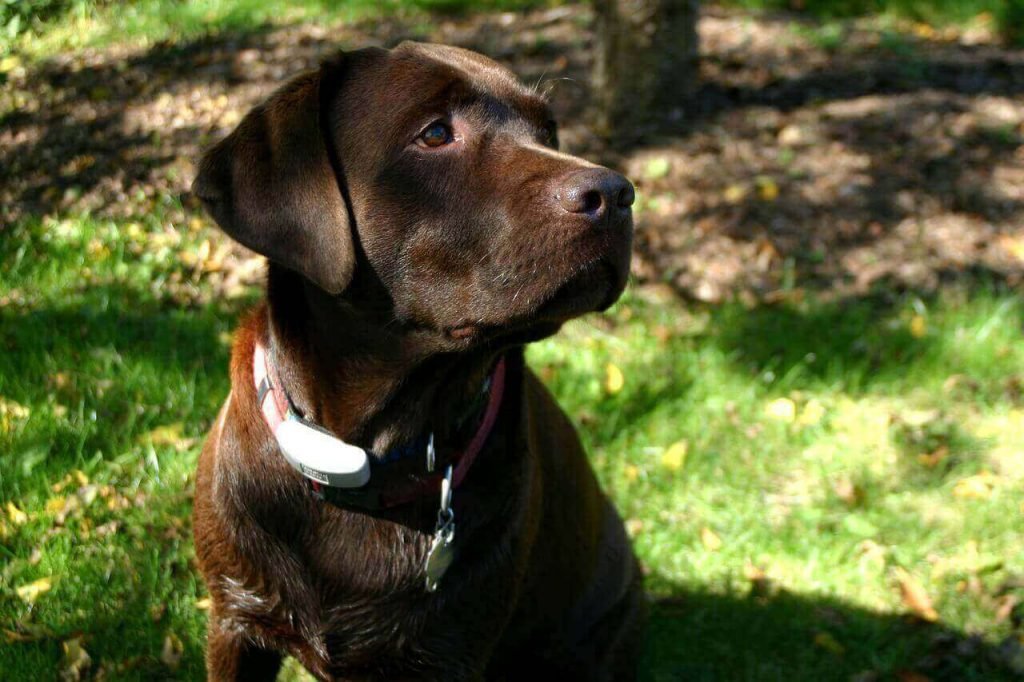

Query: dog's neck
264;266;502;457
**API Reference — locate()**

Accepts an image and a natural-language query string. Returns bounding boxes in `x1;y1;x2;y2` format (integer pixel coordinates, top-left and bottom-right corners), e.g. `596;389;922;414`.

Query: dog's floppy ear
192;61;353;294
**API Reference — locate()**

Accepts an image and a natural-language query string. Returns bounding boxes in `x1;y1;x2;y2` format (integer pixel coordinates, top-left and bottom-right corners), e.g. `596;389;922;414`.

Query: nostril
616;183;635;209
580;190;604;215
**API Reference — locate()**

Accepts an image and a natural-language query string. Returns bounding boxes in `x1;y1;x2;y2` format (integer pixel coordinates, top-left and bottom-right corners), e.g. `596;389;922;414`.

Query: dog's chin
443;257;628;347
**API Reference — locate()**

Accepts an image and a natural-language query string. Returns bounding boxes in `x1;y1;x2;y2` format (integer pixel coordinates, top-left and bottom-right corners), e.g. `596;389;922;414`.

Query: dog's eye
416;121;454;148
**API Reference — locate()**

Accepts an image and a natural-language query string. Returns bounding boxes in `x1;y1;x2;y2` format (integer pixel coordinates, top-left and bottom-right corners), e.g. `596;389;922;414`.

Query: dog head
193;42;634;347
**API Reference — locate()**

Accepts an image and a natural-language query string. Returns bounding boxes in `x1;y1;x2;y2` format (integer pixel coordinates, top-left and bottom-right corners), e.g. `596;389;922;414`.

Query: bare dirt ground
3;4;1023;302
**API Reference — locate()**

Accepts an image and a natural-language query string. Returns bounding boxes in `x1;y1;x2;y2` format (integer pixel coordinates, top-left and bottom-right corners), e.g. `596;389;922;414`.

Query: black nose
557;168;635;224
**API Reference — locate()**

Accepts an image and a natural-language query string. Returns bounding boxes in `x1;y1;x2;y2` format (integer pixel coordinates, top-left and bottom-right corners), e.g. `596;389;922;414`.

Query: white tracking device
274;414;371;488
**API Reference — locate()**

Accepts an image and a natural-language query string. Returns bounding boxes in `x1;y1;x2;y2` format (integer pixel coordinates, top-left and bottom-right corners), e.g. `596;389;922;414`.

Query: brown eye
417;121;453;148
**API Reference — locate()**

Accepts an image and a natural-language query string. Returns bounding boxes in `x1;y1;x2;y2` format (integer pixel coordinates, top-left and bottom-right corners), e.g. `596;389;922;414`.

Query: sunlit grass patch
528;282;1024;678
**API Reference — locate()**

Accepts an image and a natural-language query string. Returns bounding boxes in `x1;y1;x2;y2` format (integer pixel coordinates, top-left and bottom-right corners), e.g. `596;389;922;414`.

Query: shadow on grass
643;581;1021;681
706;291;930;391
0;285;255;498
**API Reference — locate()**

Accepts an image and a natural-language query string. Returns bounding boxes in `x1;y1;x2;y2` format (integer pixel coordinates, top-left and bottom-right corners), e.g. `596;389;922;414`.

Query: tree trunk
593;0;699;139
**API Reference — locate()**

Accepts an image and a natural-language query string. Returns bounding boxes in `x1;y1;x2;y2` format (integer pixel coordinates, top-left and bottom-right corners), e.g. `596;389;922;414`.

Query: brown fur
192;42;642;681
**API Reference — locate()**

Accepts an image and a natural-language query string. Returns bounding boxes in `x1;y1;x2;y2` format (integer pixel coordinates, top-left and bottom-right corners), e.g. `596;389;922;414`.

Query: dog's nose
557;168;634;225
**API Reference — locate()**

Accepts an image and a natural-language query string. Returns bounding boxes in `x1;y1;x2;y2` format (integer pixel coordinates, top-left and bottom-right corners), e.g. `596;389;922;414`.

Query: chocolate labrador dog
191;42;642;681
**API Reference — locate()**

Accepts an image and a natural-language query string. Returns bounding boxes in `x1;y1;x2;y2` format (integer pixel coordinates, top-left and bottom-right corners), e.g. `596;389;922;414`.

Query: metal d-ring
438;464;453;519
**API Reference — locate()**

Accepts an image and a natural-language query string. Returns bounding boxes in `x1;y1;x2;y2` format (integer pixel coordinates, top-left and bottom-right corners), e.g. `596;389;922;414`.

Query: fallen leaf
195;597;212;610
765;398;796;422
700;527;723;552
161;632;184;669
140;422;194;450
605;363;625;395
995;594;1019;624
756;176;779;202
814;631;845;655
833;477;864;506
61;636;91;681
0;55;22;74
624;518;644;537
723;183;748;204
6;501;28;525
894;568;939;621
999;234;1024;262
4;622;52;643
917;446;949;468
45;496;68;515
797;399;826;427
857;540;888;567
952;471;999;499
661;440;688;472
16;577;53;604
910;315;928;339
0;397;30;433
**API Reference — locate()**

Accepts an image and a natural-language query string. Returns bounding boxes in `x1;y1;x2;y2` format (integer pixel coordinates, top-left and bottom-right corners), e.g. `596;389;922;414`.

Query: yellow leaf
6;502;28;525
0;55;22;74
813;631;845;655
723;183;748;204
765;398;796;422
73;470;89;487
605;363;625;395
45;496;67;515
188;217;204;232
894;568;939;621
16;577;52;604
910;315;927;339
141;422;193;450
195;597;212;610
661;440;688;472
999;234;1024;262
913;22;936;39
623;464;639;483
797;399;826;427
952;471;998;499
0;397;30;433
757;176;779;202
700;527;723;552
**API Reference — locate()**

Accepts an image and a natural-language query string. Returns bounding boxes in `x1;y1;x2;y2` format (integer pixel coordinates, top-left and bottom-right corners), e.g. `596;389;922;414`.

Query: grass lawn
2;1;1024;680
3;208;1023;680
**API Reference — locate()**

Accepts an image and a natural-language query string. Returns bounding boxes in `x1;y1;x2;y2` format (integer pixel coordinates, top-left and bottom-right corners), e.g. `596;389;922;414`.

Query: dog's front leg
205;612;283;682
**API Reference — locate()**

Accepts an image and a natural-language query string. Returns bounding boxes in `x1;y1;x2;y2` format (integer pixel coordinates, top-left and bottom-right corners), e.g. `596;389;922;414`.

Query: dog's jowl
191;42;643;681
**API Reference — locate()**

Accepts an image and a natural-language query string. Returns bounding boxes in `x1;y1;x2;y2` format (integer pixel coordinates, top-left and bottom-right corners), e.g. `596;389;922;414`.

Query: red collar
253;341;506;510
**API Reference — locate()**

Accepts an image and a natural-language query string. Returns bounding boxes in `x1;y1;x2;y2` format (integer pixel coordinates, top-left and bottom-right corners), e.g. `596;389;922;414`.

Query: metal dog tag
424;515;455;592
425;465;455;592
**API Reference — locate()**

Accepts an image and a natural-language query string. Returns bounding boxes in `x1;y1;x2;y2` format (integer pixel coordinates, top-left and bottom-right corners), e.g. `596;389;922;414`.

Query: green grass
2;206;1022;679
1;0;550;57
721;0;1024;44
